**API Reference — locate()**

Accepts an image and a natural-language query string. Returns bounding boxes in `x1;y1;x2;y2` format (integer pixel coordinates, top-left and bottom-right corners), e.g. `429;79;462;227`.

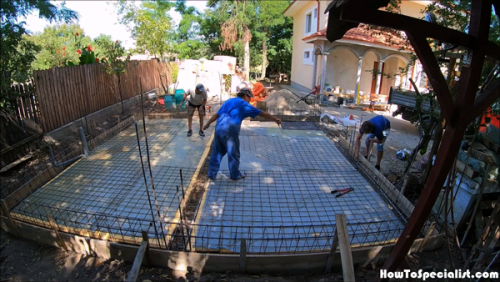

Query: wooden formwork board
1;215;444;275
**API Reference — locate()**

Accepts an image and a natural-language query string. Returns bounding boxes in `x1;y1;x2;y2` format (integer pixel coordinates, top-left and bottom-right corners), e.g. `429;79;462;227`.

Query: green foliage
101;40;128;76
28;24;91;69
0;0;78;110
171;63;179;83
92;34;115;58
117;0;174;60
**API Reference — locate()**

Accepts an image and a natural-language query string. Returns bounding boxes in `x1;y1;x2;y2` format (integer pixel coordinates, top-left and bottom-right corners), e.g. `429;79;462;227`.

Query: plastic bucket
164;95;176;110
174;90;186;110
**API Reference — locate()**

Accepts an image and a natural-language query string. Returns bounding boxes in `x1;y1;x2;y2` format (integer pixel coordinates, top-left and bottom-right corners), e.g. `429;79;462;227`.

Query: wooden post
1;200;19;237
417;222;436;252
239;238;247;273
126;240;149;282
335;214;355;281
141;231;152;267
325;226;339;273
47;214;67;250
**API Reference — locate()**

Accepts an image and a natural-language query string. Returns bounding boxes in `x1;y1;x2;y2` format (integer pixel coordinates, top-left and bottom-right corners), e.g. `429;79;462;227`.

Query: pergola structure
325;0;500;278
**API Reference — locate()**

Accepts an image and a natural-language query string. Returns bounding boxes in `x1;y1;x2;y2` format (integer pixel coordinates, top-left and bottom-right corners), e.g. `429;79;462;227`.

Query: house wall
399;1;426;19
326;48;358;93
287;0;425;93
290;2;318;90
380;57;405;95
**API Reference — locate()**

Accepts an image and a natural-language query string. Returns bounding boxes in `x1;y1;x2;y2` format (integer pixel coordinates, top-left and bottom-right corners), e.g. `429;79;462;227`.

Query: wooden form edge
336;135;439;237
166;132;215;248
0;215;444;274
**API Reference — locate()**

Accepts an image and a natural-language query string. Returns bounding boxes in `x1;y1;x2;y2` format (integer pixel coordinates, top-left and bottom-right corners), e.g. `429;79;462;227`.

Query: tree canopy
0;0;78;109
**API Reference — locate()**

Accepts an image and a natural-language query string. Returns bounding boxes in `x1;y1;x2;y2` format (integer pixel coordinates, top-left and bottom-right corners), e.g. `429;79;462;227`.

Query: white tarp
320;113;360;127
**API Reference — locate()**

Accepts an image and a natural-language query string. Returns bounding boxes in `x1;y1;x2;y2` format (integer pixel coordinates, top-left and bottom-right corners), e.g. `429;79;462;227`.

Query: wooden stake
47;214;67;250
1;200;19;237
335;214;355;281
239;238;247;273
325;226;339;273
141;231;152;267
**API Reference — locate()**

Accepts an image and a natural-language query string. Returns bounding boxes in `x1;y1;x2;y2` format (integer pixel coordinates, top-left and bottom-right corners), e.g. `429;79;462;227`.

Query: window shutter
313;8;318;33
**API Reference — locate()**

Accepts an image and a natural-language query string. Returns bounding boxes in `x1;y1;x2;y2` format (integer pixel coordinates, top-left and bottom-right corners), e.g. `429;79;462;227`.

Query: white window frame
303;48;314;65
304;7;318;36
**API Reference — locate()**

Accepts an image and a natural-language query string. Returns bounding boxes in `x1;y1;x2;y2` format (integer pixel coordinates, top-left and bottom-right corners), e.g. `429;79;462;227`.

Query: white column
320;52;328;98
312;50;318;89
375;60;384;94
406;64;413;90
354;56;363;105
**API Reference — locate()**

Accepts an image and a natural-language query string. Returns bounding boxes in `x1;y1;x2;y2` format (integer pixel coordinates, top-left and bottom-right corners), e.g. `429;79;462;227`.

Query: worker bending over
204;88;282;180
181;83;207;137
355;115;391;170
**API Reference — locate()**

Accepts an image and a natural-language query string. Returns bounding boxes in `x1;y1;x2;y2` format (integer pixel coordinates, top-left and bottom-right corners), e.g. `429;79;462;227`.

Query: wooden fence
0;82;43;168
33;60;169;132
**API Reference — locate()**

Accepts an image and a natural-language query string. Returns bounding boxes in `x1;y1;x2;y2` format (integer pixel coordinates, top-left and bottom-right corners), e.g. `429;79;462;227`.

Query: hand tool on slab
331;188;354;197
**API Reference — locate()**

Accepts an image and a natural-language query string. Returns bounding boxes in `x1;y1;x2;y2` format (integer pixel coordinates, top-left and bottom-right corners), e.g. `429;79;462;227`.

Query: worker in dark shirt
355;115;391;170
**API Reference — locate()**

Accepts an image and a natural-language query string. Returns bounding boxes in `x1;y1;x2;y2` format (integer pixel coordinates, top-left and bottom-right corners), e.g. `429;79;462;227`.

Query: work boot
199;130;205;137
375;165;380;171
187;130;192;137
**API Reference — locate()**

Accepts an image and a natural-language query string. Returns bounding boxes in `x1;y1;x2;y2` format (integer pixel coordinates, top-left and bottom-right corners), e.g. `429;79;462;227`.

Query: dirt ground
3;229;498;282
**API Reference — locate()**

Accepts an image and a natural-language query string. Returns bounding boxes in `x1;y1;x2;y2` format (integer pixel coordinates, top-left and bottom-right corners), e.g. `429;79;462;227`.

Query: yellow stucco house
283;0;433;103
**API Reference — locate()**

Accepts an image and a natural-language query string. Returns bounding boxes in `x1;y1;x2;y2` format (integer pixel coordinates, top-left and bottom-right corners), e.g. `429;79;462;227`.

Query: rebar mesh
3;105;428;255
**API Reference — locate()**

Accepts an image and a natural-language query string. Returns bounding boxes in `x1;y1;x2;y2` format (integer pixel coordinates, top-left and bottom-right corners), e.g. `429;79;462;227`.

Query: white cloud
22;1;207;50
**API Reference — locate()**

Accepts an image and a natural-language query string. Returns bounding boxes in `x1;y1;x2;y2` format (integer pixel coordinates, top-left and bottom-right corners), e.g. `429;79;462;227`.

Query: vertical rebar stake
140;79;168;248
135;122;164;249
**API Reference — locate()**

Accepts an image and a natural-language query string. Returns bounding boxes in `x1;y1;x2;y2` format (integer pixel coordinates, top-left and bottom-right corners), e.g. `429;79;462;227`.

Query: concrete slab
195;122;405;253
12;119;212;238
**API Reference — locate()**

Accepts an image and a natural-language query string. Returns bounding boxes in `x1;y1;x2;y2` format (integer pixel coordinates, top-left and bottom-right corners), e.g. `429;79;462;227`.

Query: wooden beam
339;8;500;62
239;238;247;273
380;125;466;280
325;226;339;273
406;33;455;126
335;214;355;282
126;240;148;282
417;222;436;253
456;0;490;125
469;78;500;123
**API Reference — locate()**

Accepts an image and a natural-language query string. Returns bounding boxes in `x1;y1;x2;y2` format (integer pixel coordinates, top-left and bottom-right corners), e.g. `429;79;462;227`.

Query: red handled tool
331;188;354;197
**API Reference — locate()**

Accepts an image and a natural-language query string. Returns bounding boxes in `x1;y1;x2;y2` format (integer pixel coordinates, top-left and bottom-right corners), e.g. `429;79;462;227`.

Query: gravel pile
263;89;312;111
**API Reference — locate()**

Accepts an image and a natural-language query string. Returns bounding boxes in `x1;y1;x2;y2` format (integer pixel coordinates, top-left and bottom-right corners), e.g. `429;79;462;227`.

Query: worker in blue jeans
203;88;282;180
355;115;391;171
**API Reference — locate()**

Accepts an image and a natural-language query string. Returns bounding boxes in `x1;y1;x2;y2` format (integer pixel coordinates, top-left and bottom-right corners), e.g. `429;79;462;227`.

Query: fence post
78;127;90;156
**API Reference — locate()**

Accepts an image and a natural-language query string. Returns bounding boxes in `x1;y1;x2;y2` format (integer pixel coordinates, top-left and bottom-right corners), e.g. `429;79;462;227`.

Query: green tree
117;0;174;61
27;24;90;70
254;1;290;79
171;0;209;60
0;0;77;109
209;0;257;80
92;34;115;58
101;40;130;113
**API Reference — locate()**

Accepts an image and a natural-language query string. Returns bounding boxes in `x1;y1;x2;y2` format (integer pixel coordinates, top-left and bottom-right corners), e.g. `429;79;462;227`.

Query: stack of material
263;89;312;112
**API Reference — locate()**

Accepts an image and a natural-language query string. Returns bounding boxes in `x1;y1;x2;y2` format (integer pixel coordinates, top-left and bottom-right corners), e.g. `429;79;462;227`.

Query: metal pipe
78;127;90;156
48;146;84;167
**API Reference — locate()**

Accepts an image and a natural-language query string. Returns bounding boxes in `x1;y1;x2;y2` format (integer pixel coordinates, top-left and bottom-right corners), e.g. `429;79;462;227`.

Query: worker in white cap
181;83;208;137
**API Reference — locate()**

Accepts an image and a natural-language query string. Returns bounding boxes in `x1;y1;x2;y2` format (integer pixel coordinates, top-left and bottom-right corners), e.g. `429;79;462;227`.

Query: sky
22;1;208;50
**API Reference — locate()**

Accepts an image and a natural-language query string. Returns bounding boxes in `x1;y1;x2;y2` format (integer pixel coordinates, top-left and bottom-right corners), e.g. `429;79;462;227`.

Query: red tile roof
302;25;413;51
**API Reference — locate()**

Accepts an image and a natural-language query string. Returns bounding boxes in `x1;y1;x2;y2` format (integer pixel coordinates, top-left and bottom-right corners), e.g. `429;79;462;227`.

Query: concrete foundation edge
1;216;444;274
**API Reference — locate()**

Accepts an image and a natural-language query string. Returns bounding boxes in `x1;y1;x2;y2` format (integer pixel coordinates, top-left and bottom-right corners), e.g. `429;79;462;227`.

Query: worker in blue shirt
355;115;391;170
203;88;282;180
